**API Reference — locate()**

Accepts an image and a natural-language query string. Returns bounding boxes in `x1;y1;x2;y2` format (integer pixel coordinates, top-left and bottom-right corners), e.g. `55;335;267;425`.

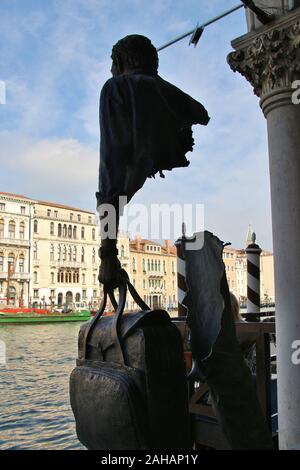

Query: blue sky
0;0;272;250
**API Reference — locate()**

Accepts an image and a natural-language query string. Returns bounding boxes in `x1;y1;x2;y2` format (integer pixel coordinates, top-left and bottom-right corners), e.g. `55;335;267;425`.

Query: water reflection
0;323;84;449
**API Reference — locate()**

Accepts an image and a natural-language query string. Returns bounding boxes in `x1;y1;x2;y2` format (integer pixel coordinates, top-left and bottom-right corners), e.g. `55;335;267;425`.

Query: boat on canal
0;307;91;324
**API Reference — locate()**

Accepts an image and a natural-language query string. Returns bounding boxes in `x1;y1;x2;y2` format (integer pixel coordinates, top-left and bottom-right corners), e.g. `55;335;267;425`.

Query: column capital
228;8;300;115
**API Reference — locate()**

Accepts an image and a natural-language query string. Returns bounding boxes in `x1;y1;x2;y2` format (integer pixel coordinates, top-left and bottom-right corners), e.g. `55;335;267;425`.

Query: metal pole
157;3;244;51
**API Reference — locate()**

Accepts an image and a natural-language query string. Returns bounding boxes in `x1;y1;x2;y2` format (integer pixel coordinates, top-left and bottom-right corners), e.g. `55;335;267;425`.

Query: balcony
51;260;87;269
0;238;30;247
148;286;164;294
147;270;164;278
0;271;30;281
34;209;96;225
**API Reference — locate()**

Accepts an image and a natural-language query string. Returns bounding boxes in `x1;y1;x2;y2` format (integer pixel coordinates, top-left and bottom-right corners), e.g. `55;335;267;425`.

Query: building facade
0;193;33;307
222;246;275;304
0;192;275;310
31;199;100;309
129;234;177;310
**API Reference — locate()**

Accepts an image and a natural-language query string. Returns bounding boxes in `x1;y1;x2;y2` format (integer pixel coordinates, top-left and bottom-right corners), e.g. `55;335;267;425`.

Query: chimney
165;239;172;254
136;233;142;251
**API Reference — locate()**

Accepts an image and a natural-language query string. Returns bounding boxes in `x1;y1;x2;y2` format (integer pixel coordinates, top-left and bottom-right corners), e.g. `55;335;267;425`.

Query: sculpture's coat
96;73;209;207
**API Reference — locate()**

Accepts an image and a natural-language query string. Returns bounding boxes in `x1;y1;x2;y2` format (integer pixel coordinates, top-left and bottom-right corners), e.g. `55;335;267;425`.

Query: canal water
0;323;85;449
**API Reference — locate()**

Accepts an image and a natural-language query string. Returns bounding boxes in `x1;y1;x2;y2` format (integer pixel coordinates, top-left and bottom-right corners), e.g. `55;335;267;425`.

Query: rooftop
0;192;95;215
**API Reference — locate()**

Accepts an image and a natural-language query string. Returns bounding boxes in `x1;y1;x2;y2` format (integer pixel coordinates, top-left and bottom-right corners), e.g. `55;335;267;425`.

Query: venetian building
0;192;33;307
222;247;238;297
129;234;177;310
31;199;99;309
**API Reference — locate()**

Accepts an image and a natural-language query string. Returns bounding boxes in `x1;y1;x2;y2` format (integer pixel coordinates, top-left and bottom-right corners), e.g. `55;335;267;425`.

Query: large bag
69;272;191;450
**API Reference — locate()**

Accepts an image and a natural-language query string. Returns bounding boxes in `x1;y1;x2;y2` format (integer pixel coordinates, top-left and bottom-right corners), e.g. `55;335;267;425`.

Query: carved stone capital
228;9;300;106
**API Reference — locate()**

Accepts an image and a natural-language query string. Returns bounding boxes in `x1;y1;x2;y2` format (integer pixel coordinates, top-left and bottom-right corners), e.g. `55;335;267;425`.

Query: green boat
0;310;91;324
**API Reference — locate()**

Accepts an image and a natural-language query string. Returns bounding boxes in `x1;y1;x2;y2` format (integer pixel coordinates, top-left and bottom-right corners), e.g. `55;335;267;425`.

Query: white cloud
0;0;273;250
0;133;98;210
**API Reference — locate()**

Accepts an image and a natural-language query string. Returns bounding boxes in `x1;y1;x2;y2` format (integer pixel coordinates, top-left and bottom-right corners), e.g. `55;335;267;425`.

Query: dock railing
172;318;277;449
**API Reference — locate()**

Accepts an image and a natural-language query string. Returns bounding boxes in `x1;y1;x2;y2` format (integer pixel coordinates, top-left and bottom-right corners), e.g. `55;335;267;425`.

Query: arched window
33;242;37;260
0;219;4;238
33;271;38;283
73;246;77;262
50;222;54;235
9;220;16;239
8;253;15;272
92;228;96;240
0;252;4;272
51;272;54;284
148;260;150;271
69;272;72;283
81;227;85;239
163;261;166;273
58;244;61;261
33;220;38;234
68;246;72;262
73;272;77;283
57;272;60;283
68;225;72;238
155;260;157;271
63;224;67;237
151;260;154;271
19;254;24;273
58;293;63;306
58;223;62;237
63;245;67;261
142;258;145;271
76;272;79;283
81;247;85;263
82;273;86;284
73;226;77;239
20;222;25;240
50;244;54;261
75;293;81;302
121;245;125;257
132;257;136;271
92;248;96;263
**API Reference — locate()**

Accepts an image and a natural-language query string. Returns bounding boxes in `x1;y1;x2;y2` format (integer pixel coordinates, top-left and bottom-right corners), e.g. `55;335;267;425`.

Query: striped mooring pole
245;233;262;321
175;223;188;317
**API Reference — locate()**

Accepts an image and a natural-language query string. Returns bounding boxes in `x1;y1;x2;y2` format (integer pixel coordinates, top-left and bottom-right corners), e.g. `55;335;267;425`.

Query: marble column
228;8;300;449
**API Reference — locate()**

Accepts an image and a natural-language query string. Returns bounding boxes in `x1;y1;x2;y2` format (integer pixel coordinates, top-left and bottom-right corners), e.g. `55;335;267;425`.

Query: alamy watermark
0;340;6;365
0;80;6;105
97;197;205;250
292;80;300;105
291;340;300;365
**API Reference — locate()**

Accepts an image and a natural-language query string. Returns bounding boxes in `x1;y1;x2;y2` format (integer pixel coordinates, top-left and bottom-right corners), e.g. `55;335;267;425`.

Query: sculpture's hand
98;254;122;291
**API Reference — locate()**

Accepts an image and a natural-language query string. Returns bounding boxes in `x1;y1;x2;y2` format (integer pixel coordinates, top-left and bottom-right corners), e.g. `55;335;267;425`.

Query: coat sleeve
96;78;132;208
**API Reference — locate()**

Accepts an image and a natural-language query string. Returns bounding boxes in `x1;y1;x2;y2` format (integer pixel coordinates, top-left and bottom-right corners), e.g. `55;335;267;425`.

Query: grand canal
0;323;84;449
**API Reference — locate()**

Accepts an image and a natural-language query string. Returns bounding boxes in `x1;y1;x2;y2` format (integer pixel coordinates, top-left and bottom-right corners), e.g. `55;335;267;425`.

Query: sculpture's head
111;34;159;77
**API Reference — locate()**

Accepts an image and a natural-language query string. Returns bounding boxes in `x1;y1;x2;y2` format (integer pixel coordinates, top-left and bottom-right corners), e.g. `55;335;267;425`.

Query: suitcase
69;272;191;450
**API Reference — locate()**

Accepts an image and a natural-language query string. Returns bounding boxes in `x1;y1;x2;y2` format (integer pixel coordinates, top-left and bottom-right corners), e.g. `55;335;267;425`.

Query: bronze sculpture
97;34;209;288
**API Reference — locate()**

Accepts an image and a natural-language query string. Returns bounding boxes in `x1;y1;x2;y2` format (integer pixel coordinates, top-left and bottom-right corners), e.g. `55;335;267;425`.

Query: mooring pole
245;233;262;321
176;223;188;317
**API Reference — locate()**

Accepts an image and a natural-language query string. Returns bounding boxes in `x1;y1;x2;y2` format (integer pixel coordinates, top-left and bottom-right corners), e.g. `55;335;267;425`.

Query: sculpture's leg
204;274;274;450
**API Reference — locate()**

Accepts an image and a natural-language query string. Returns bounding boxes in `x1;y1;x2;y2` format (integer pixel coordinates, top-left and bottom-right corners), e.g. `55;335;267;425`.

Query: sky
0;0;273;250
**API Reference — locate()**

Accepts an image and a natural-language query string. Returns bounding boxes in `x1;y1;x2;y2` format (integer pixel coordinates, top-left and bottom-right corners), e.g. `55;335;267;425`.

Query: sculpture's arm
96;78;132;289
